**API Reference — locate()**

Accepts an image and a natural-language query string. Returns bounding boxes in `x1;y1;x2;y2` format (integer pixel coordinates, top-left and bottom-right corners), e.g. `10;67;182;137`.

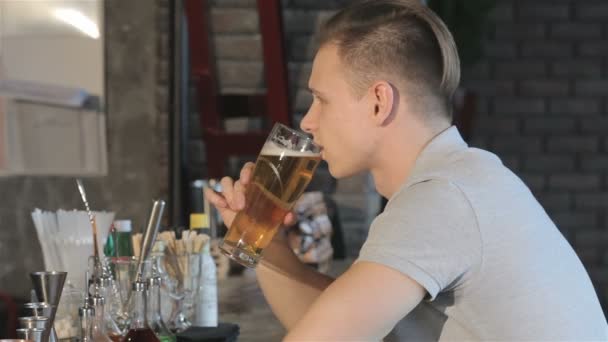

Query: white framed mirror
0;0;103;96
0;0;106;176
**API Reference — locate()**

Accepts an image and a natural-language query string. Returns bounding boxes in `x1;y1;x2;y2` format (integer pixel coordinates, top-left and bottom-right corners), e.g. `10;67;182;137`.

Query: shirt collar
404;125;468;186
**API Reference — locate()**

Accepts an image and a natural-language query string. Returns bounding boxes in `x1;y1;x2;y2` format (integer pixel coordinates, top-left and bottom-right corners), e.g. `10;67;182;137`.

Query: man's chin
327;163;361;179
326;162;342;179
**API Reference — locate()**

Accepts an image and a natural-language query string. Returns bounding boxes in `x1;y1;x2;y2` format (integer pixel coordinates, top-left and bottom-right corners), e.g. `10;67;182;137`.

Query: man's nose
300;106;316;133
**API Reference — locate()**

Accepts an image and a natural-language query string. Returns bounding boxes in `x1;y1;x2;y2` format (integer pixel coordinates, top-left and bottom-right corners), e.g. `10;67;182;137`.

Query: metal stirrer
135;199;166;282
76;179;101;273
123;200;165;310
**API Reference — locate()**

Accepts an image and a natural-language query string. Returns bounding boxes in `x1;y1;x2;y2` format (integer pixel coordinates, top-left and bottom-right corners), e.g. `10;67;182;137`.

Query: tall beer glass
219;123;322;268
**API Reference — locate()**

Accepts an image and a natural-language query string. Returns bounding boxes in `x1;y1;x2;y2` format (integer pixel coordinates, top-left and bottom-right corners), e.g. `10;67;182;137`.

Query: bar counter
218;259;352;341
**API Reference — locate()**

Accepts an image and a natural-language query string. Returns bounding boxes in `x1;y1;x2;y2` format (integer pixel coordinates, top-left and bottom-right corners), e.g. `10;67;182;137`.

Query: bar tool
17;318;47;342
30;271;66;342
135;200;166;282
118;200;165;331
16;328;44;342
23;302;54;319
22;303;55;342
79;272;94;342
76;179;103;278
17;316;49;331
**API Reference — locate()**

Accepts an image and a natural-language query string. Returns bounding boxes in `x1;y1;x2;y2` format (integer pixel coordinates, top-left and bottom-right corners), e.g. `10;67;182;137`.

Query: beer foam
260;141;320;157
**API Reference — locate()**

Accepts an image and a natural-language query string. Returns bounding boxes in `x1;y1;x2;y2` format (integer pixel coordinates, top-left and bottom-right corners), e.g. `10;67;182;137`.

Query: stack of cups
21;302;56;342
16;271;68;342
15;326;45;341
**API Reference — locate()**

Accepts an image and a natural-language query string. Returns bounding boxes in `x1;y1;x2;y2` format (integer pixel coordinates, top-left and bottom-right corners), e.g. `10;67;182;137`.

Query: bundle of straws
131;230;209;257
31;209;115;290
131;231;209;283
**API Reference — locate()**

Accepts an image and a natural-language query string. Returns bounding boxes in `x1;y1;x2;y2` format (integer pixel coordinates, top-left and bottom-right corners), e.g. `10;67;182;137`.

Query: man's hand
203;162;296;228
205;162;327;331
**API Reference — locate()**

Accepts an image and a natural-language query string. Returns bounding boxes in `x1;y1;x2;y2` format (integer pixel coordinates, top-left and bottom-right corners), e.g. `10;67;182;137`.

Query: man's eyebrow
308;87;326;97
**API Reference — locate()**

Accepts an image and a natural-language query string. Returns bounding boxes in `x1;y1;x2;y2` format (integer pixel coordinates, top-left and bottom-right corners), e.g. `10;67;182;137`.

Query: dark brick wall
157;0;171;198
464;0;608;308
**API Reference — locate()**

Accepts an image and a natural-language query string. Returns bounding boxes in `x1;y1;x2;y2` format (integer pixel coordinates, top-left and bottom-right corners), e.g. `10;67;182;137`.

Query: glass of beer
219;123;322;268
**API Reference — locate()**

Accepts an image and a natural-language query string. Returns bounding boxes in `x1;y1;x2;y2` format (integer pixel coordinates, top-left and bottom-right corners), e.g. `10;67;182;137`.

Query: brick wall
464;0;608;309
187;0;608;309
157;0;171;198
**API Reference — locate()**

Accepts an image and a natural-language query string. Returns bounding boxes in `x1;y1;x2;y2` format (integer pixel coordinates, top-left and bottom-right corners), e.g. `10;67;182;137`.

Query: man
206;0;608;340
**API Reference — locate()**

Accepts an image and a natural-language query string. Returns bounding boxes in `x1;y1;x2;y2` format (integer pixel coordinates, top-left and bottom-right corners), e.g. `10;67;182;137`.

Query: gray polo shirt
357;126;607;341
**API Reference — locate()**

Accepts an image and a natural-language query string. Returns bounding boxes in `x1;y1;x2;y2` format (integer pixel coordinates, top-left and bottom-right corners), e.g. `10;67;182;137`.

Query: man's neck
371;120;449;199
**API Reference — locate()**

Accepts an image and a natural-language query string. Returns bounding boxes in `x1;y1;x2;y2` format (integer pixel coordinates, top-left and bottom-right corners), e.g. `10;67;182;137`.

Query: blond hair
318;0;461;119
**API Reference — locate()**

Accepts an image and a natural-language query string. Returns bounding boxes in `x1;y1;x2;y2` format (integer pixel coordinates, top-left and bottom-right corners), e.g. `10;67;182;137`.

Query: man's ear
370;81;395;126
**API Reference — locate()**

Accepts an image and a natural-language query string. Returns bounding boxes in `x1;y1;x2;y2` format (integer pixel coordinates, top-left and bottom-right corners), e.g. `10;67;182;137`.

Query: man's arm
255;232;335;329
285;261;425;341
204;164;424;337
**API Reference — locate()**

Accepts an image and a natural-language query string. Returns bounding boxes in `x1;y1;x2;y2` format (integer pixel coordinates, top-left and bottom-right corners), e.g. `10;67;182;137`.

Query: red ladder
184;0;291;178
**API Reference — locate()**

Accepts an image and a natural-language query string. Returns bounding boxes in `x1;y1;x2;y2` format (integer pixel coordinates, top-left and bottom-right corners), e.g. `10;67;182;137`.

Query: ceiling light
53;8;99;39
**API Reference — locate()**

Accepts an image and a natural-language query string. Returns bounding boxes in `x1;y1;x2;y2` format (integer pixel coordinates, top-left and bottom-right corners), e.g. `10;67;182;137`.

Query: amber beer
220;124;321;267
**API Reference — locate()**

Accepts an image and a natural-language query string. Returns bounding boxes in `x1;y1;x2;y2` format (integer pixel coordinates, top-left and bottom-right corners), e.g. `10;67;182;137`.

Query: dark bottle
123;328;161;342
104;220;134;258
124;280;160;342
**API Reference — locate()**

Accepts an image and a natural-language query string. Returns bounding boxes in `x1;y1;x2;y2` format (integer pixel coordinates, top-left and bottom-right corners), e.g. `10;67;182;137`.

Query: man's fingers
220;176;238;209
239;162;256;185
203;188;227;209
283;211;297;226
233;180;247;210
204;187;239;227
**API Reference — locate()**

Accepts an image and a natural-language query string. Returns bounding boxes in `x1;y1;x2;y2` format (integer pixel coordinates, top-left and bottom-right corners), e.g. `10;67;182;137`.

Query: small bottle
195;241;218;327
190;213;210;235
124;281;160;342
146;276;175;342
79;273;95;342
104;220;134;258
94;275;123;340
190;180;211;236
89;292;112;342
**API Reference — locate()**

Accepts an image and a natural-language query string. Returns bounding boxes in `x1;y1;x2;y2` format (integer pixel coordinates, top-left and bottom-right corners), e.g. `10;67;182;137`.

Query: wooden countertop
218;259;353;342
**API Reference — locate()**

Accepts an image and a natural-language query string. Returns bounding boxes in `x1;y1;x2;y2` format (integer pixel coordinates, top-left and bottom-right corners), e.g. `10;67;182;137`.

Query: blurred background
0;0;607;336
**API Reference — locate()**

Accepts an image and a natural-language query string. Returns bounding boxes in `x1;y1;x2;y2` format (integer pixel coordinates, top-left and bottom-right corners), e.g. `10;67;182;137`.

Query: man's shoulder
388;177;467;209
361;177;483;301
423;146;504;179
404;145;517;200
382;178;477;229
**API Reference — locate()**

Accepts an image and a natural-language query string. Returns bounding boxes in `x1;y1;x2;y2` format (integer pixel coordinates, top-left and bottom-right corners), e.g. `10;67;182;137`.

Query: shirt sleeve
356;178;481;300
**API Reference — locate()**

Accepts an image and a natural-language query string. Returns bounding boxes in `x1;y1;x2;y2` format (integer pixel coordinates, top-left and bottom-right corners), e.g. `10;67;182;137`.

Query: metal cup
29;271;66;342
23;302;55;318
16;328;44;342
29;272;67;306
17;316;49;342
17;316;49;329
23;302;57;340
